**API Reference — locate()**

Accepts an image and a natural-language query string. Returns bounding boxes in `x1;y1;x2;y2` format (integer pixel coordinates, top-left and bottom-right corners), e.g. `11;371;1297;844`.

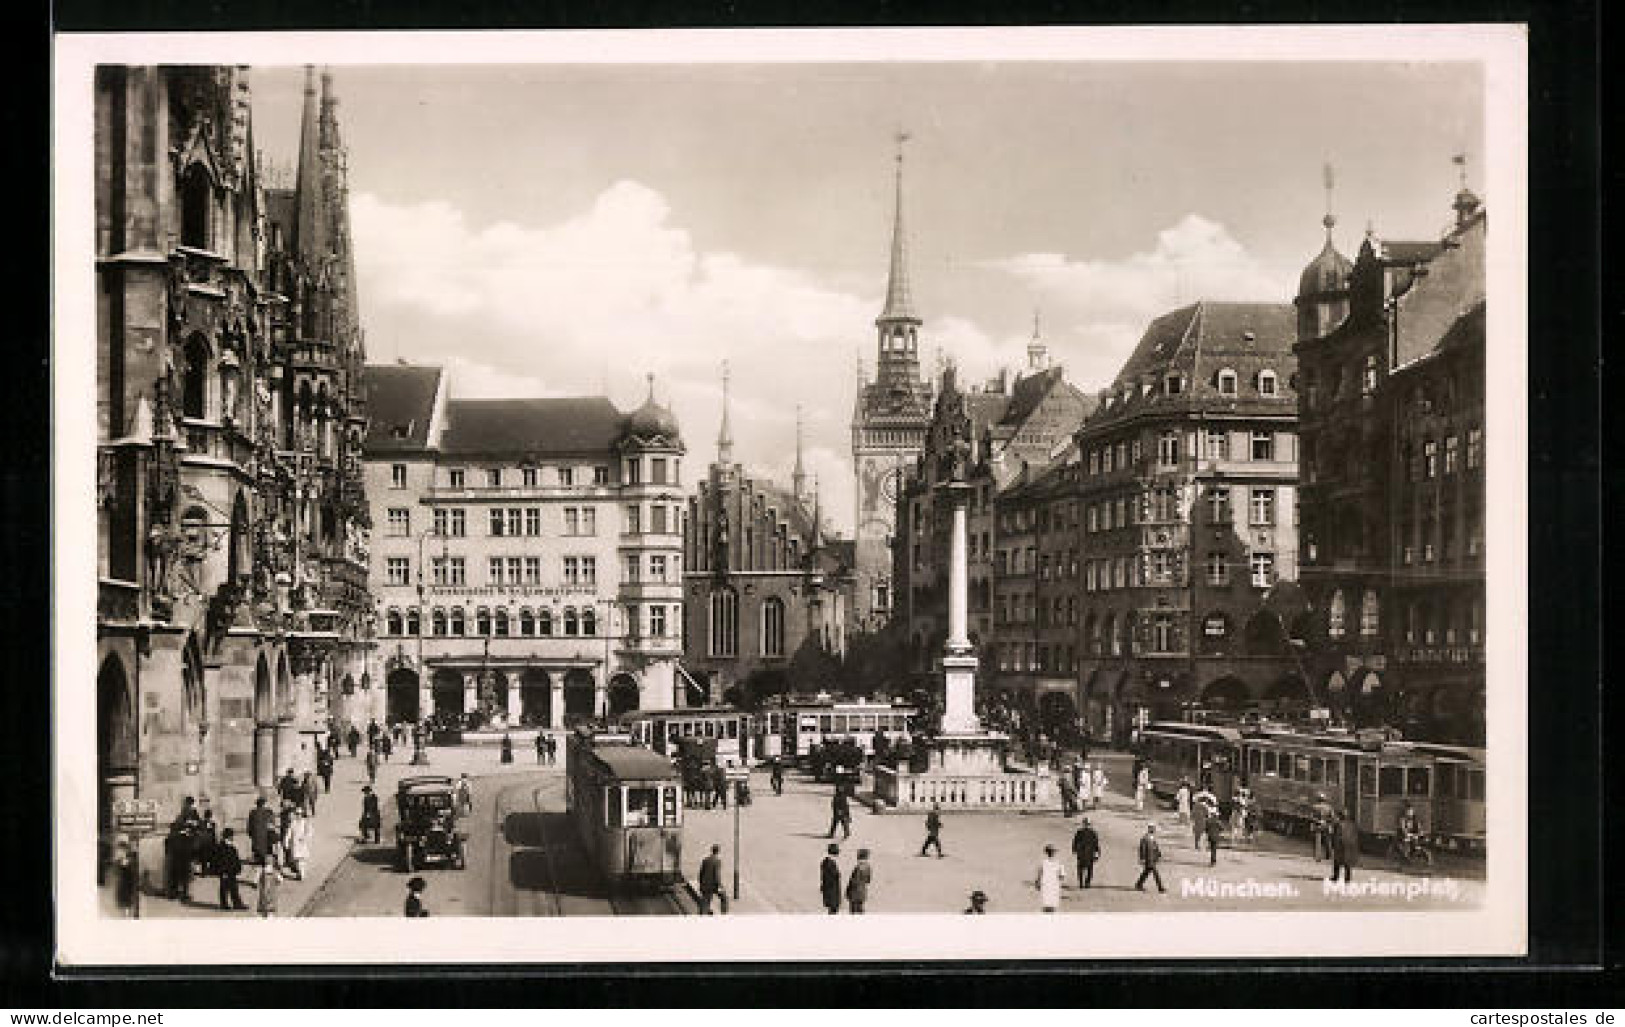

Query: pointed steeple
810;472;823;551
716;360;734;465
792;404;807;501
293;65;324;258
1027;309;1048;371
878;130;919;324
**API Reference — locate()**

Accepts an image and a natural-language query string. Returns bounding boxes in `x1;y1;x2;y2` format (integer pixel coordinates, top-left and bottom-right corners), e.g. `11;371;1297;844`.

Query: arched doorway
608;673;640;717
520;669;552;726
97;654;137;881
1202;676;1250;711
387;668;420;723
1265;673;1311;715
432;669;465;721
562;669;596;725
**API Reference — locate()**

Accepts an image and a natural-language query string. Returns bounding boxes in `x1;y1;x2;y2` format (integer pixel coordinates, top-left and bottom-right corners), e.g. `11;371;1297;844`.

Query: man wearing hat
1070;816;1101;888
964;890;988;914
1311;792;1335;861
1135;823;1167;893
845;849;872;914
404;876;430;917
819;843;842;914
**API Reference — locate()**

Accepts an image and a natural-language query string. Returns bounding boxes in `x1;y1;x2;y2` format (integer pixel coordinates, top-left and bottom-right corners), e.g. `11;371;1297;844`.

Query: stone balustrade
873;765;1059;812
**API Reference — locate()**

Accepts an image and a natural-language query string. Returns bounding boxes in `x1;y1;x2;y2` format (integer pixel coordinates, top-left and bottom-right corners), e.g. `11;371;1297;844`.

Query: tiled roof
364;364;443;453
440;398;626;456
1000;366;1065;426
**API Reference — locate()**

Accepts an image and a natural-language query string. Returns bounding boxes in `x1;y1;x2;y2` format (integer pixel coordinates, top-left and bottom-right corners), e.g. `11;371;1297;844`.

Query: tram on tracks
1406;742;1485;852
565;728;684;887
622;707;755;766
754;697;917;766
1139;721;1245;811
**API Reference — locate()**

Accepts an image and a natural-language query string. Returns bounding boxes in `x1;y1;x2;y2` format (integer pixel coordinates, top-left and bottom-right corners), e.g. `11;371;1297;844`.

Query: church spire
878;130;919;324
1027;309;1048;371
792;404;807;501
293;65;323;257
716;360;734;465
1322;162;1339;242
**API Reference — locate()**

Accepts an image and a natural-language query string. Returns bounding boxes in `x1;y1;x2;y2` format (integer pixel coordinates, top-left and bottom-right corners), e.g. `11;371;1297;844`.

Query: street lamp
410;528;442;766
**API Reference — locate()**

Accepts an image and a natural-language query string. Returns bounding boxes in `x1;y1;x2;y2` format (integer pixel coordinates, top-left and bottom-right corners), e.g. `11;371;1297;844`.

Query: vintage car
395;775;468;872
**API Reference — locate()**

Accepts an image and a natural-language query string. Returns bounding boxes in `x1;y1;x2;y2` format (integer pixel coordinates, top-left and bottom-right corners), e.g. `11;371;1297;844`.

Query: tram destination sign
112;798;161;834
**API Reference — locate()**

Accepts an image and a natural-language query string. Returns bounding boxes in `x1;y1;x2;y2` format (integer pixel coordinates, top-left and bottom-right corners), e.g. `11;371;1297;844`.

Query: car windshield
410;793;452;809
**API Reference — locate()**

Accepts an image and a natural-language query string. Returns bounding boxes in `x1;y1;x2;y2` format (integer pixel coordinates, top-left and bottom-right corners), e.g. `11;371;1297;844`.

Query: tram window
682;722;693;737
1437;767;1455;798
1294;755;1310;780
667;723;679;741
1407;767;1432;796
863;715;877;731
1325;760;1340;786
662;786;679;824
1359;764;1377;797
1309;758;1325;784
1265;751;1278;775
767;713;779;732
703;721;715;738
726;720;738;739
624;787;658;827
1469;770;1485;801
606;788;624;827
819;715;832;733
1248;750;1261;774
1378;766;1404;796
835;715;850;733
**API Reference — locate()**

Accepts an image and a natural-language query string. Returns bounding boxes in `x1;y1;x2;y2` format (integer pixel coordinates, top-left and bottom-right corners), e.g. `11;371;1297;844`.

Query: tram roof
586;744;681;780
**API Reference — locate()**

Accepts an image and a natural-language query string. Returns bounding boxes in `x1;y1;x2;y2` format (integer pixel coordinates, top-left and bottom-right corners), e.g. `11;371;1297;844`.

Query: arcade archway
432;669;465;719
608;673;640;716
97;655;137;846
563;669;596;724
1201;675;1250;710
387;668;420;723
520;668;552;726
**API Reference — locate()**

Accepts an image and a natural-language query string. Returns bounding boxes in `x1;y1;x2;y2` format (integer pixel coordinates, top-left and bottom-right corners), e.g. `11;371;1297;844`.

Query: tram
1239;732;1435;842
622;707;755;766
755;697;917;766
565;728;684;887
1139;721;1244;811
1407;742;1485;852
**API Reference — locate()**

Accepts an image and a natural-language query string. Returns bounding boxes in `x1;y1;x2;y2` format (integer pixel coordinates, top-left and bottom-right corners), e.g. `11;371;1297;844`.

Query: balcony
616;635;681;656
180;419;255;470
98;578;142;623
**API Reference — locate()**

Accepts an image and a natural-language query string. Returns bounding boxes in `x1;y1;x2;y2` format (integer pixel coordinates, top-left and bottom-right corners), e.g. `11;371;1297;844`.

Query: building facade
364;368;686;727
95;66;375;877
851;146;934;631
685;380;855;704
1295;185;1486;744
1069;301;1306;744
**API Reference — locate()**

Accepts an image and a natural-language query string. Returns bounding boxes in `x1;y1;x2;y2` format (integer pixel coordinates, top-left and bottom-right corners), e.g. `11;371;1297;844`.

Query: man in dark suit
698;844;729;914
919;803;944;857
215;827;248;910
845;849;872;914
1135;823;1167;893
1071;816;1101;888
827;787;852;840
820;843;842;914
246;796;274;864
1329;808;1359;883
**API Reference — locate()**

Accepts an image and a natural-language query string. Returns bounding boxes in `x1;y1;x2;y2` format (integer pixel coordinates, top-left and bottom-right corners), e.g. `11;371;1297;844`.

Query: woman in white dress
284;809;312;881
1091;765;1108;809
1033;844;1066;913
1078;764;1094;809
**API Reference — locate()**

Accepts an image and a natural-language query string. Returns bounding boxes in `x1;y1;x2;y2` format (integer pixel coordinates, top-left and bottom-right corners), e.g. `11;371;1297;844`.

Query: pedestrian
359;784;383;843
455;773;475;815
301;770;319;816
1058;770;1079;817
820;843;843;914
404;876;430;917
284;808;312;880
919;802;945;857
347;725;361;757
712;763;729;810
1134;824;1167;893
1091;764;1107;810
964;890;989;914
247;795;274;863
368;719;381;750
845;849;872;914
826;786;852;840
1135;764;1151;812
317;747;334;793
535;731;547;765
163;816;194;901
1191;788;1210;850
256;854;284;918
1329;808;1358;883
769;757;784;796
1070;816;1101;888
1311;792;1335;861
1033;844;1066;912
112;836;138;917
1175;778;1192;826
1078;763;1094;810
1204;809;1223;866
215;828;248;910
500;732;514;764
277;768;300;807
365;747;379;785
698;844;729;914
380;731;394;762
195;809;219;877
544;733;555;765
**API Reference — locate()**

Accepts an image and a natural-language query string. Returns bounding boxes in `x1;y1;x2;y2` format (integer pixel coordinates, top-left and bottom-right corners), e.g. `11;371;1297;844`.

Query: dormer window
1165;374;1184;396
1258;370;1278;397
1217;369;1238;396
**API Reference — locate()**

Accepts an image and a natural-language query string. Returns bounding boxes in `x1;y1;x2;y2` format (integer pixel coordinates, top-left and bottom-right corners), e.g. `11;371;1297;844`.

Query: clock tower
851;132;933;630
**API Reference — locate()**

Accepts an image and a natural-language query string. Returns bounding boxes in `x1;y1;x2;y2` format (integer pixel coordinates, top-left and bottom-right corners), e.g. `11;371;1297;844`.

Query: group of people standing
819;843;873;914
1056;761;1110;817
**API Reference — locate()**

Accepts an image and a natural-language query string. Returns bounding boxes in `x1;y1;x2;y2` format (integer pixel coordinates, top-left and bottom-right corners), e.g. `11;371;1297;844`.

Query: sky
250;60;1482;534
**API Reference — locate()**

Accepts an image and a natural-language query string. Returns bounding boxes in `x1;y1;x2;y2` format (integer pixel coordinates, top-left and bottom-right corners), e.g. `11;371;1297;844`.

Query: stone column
421;678;435;719
272;720;302;777
253;726;276;790
550;677;564;730
505;676;521;722
463;673;477;718
940;483;980;735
